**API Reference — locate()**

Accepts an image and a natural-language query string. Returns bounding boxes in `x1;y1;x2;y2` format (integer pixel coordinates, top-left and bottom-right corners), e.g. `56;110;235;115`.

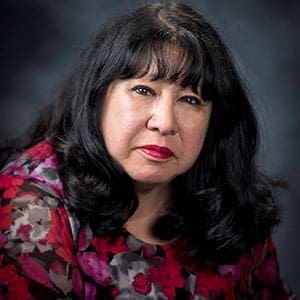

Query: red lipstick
140;145;174;159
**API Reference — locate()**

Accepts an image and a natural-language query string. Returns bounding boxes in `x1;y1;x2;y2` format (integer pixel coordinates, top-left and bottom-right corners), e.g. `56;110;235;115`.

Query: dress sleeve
246;236;297;299
0;174;79;299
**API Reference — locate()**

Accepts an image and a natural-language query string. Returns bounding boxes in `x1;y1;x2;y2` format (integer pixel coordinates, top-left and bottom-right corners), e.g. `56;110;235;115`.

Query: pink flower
78;225;93;251
142;244;156;260
77;251;111;286
132;273;152;295
43;156;59;168
19;253;56;291
218;263;241;280
72;268;97;300
72;268;83;298
254;257;279;284
0;231;8;248
84;281;97;300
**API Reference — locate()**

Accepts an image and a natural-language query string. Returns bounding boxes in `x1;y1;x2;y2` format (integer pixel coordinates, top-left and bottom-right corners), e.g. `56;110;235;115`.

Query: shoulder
1;139;63;199
216;237;296;299
0;139;74;254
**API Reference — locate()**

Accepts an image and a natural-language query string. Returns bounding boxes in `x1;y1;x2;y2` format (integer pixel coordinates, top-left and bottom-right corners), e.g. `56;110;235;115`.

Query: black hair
0;2;281;264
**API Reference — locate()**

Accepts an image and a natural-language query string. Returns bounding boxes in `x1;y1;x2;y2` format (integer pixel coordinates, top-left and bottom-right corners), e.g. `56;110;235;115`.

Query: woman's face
101;74;212;188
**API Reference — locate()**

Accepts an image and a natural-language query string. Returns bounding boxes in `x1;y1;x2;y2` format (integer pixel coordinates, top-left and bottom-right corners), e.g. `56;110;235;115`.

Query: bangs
118;35;206;95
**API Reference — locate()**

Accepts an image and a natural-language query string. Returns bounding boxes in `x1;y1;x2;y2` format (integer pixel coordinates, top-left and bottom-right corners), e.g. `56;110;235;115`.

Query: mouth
139;145;174;160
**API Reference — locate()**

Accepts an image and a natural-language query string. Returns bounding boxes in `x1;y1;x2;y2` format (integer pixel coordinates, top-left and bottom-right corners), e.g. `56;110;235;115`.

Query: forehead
134;60;203;95
131;44;203;93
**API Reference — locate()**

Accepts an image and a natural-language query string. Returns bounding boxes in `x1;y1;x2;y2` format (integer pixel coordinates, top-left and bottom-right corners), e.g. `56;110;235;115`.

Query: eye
180;95;203;106
132;85;155;97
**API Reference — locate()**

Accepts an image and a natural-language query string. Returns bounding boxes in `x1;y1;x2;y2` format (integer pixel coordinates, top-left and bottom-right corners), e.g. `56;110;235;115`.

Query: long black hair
0;2;281;264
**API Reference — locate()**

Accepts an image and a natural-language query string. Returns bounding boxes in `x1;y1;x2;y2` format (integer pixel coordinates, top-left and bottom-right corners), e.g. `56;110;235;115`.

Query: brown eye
132;86;155;96
180;96;202;106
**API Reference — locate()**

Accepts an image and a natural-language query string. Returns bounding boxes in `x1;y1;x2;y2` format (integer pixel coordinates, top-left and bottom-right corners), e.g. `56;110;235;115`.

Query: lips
139;145;174;159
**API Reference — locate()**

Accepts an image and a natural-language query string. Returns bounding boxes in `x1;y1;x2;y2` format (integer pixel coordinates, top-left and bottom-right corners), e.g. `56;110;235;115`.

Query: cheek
182;120;210;158
102;111;144;156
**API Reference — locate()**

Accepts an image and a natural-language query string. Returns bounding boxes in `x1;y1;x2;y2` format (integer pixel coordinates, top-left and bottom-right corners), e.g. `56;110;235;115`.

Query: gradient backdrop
1;0;299;295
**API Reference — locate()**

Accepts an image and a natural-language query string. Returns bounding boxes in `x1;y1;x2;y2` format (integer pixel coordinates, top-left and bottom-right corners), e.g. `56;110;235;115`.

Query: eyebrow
128;77;202;95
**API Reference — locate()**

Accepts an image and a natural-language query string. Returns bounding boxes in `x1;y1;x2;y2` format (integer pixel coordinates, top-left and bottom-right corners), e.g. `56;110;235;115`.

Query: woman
0;2;295;299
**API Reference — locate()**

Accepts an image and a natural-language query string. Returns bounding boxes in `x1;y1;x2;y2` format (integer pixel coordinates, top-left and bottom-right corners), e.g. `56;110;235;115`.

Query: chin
131;172;175;186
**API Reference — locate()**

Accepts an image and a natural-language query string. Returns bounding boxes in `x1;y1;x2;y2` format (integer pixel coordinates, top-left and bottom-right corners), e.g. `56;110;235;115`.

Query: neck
124;182;174;244
134;181;172;215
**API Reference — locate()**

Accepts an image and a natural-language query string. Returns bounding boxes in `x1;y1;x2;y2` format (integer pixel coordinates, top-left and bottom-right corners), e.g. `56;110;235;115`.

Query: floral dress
0;140;296;299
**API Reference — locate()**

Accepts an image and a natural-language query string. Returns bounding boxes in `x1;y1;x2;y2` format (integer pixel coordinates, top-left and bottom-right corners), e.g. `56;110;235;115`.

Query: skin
101;73;212;242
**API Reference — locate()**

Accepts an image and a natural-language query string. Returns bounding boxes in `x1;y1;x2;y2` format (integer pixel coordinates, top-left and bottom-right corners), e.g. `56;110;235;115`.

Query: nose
146;98;178;135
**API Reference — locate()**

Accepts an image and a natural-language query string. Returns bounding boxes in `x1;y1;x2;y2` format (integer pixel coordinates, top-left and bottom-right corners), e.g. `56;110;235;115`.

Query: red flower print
221;276;236;300
38;237;48;245
237;253;253;293
0;264;34;300
254;257;279;284
16;224;32;242
91;235;129;262
132;273;152;295
195;265;236;300
26;140;53;160
163;240;195;268
0;202;13;230
48;207;77;265
195;266;223;299
0;175;23;199
110;287;120;297
149;256;185;300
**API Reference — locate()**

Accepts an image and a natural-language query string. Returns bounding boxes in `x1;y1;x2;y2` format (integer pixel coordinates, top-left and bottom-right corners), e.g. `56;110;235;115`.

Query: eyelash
132;86;154;96
179;96;202;106
132;85;202;106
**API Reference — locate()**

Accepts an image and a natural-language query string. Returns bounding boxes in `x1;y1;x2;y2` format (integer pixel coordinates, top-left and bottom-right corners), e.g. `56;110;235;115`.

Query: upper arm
0;174;78;299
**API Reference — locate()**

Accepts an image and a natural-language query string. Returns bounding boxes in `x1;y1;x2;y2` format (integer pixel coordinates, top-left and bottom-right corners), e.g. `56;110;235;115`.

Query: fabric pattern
0;140;296;299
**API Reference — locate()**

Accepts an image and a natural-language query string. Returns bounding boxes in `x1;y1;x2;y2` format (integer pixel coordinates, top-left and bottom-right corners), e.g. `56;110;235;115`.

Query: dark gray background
0;0;299;295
